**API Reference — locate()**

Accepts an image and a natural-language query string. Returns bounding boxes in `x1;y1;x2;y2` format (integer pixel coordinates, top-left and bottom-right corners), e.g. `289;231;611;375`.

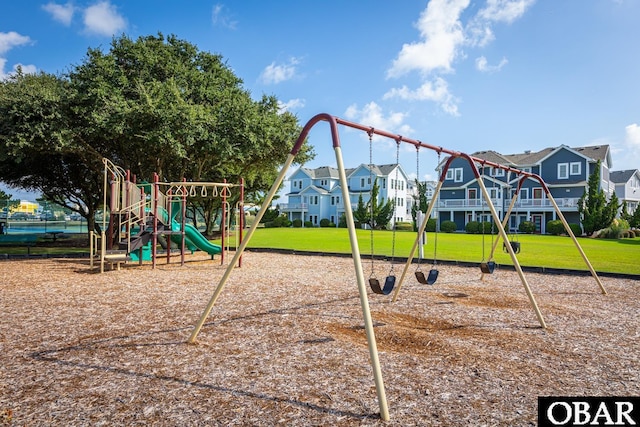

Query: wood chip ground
1;252;638;426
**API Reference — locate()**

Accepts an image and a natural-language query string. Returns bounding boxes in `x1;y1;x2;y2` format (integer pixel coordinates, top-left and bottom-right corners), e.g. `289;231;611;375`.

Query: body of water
1;220;88;235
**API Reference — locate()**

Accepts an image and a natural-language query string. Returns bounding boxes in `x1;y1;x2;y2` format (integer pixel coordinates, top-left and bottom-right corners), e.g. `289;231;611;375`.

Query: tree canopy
577;160;619;235
0;33;314;234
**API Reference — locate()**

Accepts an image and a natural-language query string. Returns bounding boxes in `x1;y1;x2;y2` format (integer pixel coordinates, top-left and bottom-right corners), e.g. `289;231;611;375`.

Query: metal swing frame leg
393;177;446;301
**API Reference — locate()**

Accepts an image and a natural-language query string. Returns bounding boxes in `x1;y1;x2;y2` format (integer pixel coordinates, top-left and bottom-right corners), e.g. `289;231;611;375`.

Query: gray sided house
281;164;411;227
436;145;612;234
610;169;640;215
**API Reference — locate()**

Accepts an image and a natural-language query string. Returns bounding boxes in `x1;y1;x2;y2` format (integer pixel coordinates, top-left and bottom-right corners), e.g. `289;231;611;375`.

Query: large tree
0;34;314;236
578;160;619;235
353;178;394;230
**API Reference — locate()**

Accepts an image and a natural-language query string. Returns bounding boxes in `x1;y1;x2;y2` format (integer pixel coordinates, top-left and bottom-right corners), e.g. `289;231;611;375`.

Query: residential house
611;169;640;215
436;144;612;234
281;163;411;227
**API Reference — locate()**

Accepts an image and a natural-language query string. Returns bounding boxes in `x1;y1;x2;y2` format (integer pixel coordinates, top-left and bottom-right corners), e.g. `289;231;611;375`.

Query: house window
454;168;463;183
360;178;365;187
446;170;454;180
570;162;581;176
492;168;504;177
331;196;340;205
310;196;319;205
558;163;569;179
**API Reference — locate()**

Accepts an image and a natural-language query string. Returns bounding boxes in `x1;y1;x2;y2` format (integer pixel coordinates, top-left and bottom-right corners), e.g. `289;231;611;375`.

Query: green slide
156;207;222;256
173;220;222;256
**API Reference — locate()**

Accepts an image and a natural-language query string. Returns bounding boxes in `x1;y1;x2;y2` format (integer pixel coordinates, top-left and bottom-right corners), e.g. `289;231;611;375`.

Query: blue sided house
437;144;613;234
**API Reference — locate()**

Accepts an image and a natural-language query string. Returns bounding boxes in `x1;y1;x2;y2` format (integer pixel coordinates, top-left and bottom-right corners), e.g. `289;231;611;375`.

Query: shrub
319;218;332;227
304;221;313;228
519;221;536;234
395;222;413;231
440;220;457;233
292;219;302;228
425;218;436;232
465;221;480;234
338;214;347;228
569;223;582;236
547;219;564;235
479;221;494;234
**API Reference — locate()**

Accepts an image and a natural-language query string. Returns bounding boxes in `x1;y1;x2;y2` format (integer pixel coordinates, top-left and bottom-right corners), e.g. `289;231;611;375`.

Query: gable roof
610;169;640;184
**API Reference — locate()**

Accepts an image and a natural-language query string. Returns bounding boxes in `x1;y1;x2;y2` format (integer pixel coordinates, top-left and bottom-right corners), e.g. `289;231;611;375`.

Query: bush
304;221;313;228
319;218;333;227
465;221;480;234
425;218;436;232
547;219;564;235
519;221;536;234
395;222;413;231
292;219;302;228
338;214;347;228
440;220;457;233
569;223;582;236
479;221;494;234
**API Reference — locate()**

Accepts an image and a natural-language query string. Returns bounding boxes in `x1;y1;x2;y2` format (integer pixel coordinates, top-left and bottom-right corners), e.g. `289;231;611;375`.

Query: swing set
187;113;607;422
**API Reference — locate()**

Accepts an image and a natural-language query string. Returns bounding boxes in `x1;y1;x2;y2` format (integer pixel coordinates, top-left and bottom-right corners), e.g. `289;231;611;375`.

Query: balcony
279;203;308;212
438;197;580;210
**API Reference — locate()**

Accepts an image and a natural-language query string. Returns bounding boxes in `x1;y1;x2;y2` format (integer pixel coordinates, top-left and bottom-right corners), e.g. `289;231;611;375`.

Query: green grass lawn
243;227;640;276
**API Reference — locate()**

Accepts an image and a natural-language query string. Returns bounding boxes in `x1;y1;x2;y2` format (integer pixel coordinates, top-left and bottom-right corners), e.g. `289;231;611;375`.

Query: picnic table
45;231;64;242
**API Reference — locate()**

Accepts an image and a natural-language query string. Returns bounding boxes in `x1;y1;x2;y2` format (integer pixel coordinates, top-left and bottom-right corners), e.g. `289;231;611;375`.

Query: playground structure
187;113;607;421
91;159;244;273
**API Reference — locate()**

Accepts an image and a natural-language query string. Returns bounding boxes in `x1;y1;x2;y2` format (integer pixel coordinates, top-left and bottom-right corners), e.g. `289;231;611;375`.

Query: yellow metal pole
392;179;444;302
187;154;296;343
476;174;547;329
335;146;390;421
545;193;607;294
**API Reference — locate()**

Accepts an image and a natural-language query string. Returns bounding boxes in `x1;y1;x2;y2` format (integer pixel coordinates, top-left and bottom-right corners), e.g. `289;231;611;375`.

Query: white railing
437;197;580;209
279;203;309;211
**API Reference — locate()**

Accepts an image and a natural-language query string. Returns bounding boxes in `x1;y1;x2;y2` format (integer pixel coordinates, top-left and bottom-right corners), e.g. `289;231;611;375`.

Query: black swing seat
503;241;521;254
415;269;438;285
369;275;396;295
480;261;496;274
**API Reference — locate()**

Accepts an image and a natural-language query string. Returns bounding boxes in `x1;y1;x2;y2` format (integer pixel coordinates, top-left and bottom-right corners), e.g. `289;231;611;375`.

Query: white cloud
0;59;37;80
384;77;460;116
385;0;534;116
0;32;35;81
42;2;75;26
344;102;414;141
387;0;469;78
0;31;32;55
623;123;640;165
475;55;508;72
83;1;126;37
260;57;301;85
478;0;535;23
212;4;238;29
278;98;305;113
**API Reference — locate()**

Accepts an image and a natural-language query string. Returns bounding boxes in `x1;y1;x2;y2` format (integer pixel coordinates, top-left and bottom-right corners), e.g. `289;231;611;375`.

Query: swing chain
432;151;441;267
368;130;376;276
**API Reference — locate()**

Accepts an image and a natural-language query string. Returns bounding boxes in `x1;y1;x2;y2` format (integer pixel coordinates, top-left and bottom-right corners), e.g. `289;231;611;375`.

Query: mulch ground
1;251;638;426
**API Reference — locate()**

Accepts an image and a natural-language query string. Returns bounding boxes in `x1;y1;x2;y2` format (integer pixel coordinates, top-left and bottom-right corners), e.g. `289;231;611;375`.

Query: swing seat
480;261;496;274
415;268;438;285
426;268;438;285
502;241;521;254
369;275;396;295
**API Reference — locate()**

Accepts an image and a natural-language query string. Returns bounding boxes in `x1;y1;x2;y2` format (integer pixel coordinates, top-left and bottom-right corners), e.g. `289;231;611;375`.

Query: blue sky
1;0;639;201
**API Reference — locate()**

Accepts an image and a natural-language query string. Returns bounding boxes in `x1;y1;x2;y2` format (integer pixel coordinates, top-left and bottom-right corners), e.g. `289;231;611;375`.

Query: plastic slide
156;207;222;256
171;220;222;256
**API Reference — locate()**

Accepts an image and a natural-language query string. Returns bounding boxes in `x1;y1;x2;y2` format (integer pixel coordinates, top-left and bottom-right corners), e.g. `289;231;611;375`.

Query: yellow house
12;200;39;214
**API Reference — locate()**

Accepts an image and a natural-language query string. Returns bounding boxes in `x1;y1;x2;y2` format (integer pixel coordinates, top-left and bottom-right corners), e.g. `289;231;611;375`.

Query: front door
531;214;543;234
